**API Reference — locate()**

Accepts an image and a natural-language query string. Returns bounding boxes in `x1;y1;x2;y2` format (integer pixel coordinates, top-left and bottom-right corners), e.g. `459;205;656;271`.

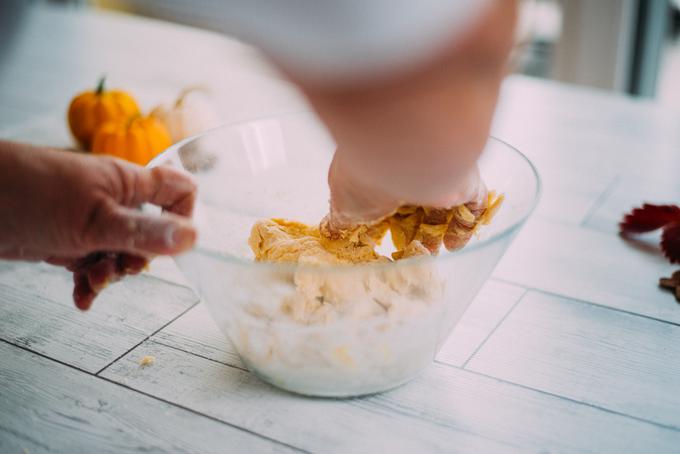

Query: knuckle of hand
107;158;139;206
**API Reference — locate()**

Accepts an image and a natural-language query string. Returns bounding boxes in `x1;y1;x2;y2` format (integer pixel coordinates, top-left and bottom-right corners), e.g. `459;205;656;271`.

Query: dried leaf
661;222;680;264
619;203;680;234
659;277;678;289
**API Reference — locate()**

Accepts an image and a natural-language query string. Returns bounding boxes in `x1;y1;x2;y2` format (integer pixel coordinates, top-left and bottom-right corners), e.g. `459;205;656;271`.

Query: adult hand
0;141;196;310
326;149;487;228
287;0;516;226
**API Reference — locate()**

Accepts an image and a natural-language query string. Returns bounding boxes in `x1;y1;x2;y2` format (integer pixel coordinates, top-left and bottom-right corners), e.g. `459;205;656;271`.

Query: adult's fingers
424;165;486;208
73;271;96;311
71;252;148;311
120;163;196;216
85;201;196;256
442;198;488;251
327;150;488;229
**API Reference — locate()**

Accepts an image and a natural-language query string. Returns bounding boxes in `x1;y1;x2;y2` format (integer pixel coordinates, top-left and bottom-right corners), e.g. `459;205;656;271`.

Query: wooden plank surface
0;105;40;135
436;281;526;366
493;76;680;155
5;113;80;149
529;166;617;225
102;341;518;453
0;341;297;454
0;263;198;372
492;76;680;226
152;301;244;367
467;290;680;429
585;174;680;234
101;340;680;453
146;256;192;288
493;217;679;323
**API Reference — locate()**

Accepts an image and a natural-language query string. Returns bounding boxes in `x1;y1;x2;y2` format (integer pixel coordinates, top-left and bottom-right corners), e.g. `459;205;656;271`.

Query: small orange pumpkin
91;115;172;165
68;77;140;149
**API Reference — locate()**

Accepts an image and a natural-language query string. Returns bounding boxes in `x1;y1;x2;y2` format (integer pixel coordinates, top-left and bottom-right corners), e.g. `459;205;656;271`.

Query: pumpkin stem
175;85;209;108
96;76;106;95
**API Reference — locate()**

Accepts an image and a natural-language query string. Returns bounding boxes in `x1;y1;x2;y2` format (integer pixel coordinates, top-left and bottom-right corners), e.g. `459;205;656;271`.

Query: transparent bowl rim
151;111;542;274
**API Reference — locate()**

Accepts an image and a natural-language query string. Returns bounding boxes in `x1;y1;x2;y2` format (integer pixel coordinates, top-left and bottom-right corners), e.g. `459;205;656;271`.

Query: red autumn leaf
661;222;680;264
619;203;680;234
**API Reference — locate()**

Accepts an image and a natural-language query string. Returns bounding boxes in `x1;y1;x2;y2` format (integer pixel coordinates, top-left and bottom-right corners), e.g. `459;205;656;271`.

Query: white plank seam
490;276;680;328
94;299;201;376
435;360;680;433
149;337;249;373
460;289;530;368
580;174;623;227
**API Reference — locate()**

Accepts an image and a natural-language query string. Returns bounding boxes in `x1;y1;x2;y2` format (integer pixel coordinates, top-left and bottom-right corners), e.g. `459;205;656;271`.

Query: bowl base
245;360;427;398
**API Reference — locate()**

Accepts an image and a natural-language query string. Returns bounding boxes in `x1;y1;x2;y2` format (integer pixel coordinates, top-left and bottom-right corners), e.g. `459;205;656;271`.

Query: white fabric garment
110;0;491;82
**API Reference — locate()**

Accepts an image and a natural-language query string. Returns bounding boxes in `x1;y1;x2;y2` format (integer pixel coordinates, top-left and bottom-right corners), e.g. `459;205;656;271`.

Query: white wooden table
2;5;680;453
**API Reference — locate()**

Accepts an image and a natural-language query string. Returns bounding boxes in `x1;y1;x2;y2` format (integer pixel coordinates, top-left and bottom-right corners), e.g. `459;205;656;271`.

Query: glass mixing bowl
148;112;540;397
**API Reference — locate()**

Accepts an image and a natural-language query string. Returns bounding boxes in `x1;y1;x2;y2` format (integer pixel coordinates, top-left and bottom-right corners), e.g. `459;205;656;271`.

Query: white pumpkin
151;86;221;143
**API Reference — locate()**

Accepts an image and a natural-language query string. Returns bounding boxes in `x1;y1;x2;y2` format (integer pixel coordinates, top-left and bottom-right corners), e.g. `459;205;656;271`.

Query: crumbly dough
139;355;155;367
247;192;502;325
250;191;503;264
